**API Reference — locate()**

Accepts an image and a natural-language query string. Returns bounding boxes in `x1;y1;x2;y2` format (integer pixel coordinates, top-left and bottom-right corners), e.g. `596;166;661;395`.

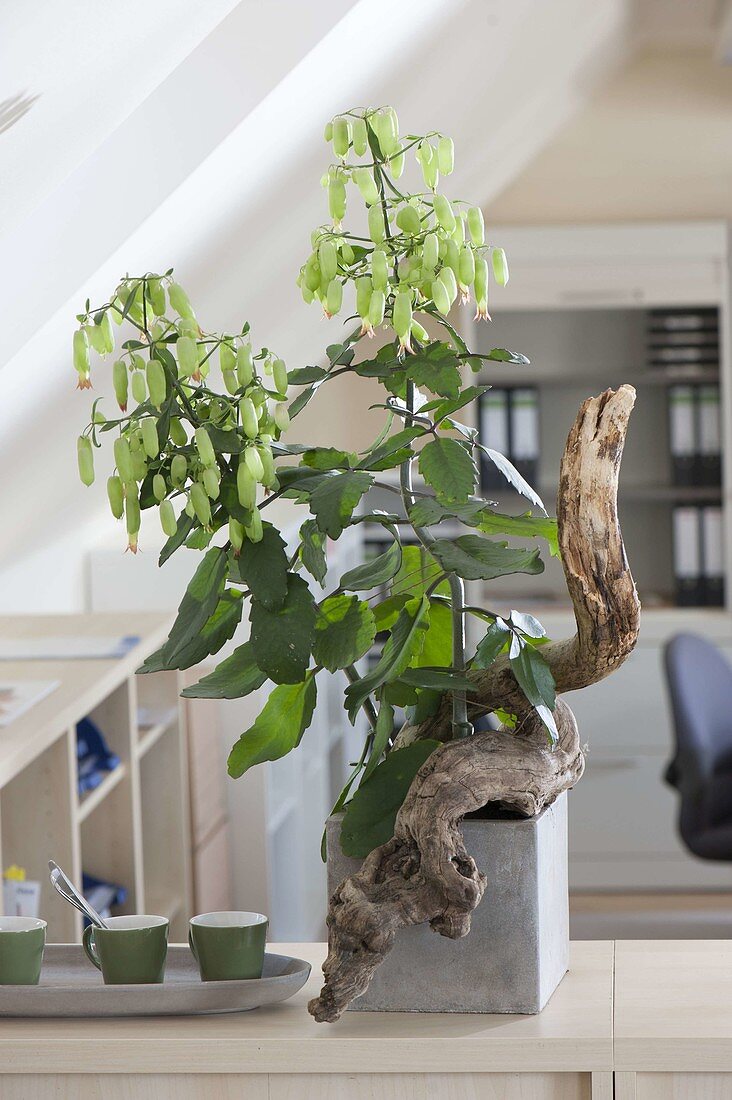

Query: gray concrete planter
326;792;569;1014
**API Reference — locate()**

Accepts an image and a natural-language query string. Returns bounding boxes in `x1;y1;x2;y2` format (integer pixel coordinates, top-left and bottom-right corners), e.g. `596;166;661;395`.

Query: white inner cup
0;917;46;933
98;915;168;931
190;911;267;929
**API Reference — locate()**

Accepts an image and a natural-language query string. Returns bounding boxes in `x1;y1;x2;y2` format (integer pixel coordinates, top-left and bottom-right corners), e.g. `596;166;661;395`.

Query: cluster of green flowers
296;107;508;351
74;274;288;553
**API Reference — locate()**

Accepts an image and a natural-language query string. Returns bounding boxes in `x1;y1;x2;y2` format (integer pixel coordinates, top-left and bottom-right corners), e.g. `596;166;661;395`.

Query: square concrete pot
326;791;568;1014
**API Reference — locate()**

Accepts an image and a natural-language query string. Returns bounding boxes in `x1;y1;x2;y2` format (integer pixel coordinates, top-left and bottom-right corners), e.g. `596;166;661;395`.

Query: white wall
490;48;732;224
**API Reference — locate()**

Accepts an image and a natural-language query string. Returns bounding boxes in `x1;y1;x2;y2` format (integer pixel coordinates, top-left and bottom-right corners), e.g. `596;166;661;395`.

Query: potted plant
73;106;640;1021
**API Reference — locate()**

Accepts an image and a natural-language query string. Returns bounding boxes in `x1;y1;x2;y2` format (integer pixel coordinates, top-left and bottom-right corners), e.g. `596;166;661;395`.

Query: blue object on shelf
81;872;128;928
76;716;120;796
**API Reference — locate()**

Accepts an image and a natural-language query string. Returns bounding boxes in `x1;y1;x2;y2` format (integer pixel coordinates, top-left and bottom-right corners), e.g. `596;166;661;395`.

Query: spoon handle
48;860;109;929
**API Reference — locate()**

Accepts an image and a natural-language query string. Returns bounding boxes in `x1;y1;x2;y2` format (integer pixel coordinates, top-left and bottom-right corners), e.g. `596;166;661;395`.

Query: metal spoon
48;860;109;929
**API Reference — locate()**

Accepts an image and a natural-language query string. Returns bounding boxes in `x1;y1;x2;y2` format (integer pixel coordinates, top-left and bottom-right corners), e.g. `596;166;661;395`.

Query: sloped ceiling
0;0;635;610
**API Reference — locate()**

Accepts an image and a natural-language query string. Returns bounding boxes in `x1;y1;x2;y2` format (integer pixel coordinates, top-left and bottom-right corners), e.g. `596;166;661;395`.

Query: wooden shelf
136;712;177;758
76;763;127;824
0;614;192;941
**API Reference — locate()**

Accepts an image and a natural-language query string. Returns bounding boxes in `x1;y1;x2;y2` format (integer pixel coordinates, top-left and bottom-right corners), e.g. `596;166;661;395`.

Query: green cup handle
188;928;198;962
82;925;101;971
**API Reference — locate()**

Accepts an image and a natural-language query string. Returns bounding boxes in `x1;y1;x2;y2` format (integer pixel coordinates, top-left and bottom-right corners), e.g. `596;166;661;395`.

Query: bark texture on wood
309;386;640;1023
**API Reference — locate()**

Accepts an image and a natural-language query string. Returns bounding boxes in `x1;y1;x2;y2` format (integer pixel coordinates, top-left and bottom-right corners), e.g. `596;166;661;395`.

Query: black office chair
664;632;732;860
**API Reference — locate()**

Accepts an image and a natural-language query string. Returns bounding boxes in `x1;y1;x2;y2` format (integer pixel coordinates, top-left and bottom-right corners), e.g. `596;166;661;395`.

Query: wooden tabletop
615;940;732;1072
0;942;614;1075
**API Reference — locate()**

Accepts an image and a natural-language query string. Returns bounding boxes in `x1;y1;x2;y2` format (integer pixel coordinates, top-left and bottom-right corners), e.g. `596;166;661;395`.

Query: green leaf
344;596;430;722
430;535;544;582
339;740;440;857
158;512;195;566
289;384;319;418
509;643;557;742
355;427;424;472
392;545;447;598
413;600;453;668
227;675;317;778
509;610;547;639
481;347;530;365
473;619;511;669
288;365;329;384
205;426;246;453
310;471;373;539
480;446;545;513
236;522;289;610
314;595;376;672
181;641;267;699
141;547;228;669
409;499;559;557
418;438;476;503
300;519;328;585
362;698;395;784
397;667;474;692
477;511;559;557
250;573;317;684
372;593;411;631
340;537;402;592
405;341;461;399
303;447;357;471
139;588;243;674
420;385;489;420
186;526;213;550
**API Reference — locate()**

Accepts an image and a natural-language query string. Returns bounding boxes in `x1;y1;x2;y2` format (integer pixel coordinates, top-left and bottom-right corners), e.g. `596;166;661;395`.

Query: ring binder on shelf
668;386;696;488
701;505;725;607
479;389;509;491
509;388;539;486
673;506;703;607
697;384;722;488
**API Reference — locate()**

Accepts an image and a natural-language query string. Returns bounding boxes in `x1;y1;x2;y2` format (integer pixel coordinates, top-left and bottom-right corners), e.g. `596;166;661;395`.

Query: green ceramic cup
83;915;168;985
189;911;268;982
0;917;46;985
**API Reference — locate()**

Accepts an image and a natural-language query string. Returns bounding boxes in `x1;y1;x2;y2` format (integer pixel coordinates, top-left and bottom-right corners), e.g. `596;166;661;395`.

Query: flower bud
114;436;133;482
237;460;257;509
170;418;187;447
190;482;212;527
244;445;264;482
131;371;147;405
239;396;259;439
177;335;198;378
492;247;509;286
107;475;124;518
152;473;167;502
112;359;128;411
229;517;245;553
146;360;167;408
272;358;288;396
171;454;187;486
467;207;485;246
354;168;379;206
160;499;177;537
437;136;454;175
141;418;160;459
168;282;195;320
202;465;221;500
245;506;263;543
77;436;94;486
194;426;216;467
352;116;368;156
236;344;254;388
274;404;290;434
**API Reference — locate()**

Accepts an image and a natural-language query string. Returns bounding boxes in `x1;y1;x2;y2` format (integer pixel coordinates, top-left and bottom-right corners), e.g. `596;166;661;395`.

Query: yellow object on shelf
3;864;26;882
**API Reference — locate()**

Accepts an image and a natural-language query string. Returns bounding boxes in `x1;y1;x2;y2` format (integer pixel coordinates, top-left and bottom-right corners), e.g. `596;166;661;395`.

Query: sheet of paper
0;635;140;661
0;681;60;727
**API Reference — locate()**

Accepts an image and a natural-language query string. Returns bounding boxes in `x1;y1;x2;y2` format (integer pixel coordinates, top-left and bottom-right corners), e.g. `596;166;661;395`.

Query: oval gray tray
0;946;311;1016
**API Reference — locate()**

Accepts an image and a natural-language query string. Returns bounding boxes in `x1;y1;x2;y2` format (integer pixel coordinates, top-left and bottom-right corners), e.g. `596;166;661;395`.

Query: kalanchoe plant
74;106;559;857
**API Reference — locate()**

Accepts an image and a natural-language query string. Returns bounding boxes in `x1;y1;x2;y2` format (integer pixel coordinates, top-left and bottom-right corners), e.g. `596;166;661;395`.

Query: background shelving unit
448;221;732;895
0;613;192;941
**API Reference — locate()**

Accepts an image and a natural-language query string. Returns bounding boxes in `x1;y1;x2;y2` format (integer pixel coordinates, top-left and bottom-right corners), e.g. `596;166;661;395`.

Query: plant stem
399;380;472;740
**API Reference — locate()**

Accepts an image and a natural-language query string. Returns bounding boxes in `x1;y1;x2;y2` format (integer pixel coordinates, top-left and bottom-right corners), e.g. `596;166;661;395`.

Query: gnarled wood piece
309;386;640;1023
